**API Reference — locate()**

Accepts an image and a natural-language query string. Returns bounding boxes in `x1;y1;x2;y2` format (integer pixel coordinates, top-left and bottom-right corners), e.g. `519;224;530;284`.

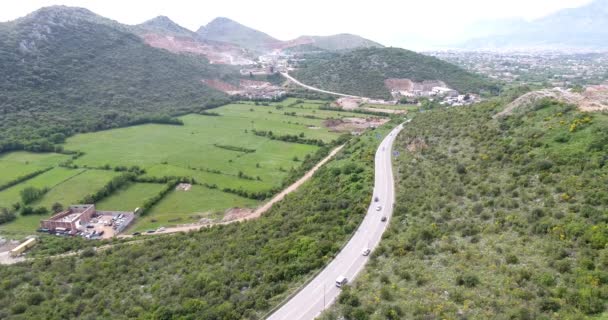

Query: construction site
39;204;134;240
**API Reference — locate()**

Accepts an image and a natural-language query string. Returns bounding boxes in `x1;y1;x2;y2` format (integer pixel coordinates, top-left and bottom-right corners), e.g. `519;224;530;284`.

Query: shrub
456;273;480;288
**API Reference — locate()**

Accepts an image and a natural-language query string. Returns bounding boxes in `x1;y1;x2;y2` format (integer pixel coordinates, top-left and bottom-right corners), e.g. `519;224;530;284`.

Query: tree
0;208;16;224
52;202;64;213
20;187;47;204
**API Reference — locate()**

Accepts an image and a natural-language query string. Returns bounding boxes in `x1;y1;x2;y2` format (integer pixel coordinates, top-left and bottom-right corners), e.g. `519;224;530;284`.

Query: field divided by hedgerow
0;99;385;236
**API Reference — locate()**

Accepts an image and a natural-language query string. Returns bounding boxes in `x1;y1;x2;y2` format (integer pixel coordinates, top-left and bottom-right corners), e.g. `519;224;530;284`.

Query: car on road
132;232;141;236
381;216;387;222
146;230;156;234
157;227;166;232
362;248;371;256
335;276;348;288
376;205;382;211
374;196;379;202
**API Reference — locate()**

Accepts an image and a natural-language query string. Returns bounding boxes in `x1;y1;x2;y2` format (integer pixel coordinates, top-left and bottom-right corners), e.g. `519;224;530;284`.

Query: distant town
428;51;608;87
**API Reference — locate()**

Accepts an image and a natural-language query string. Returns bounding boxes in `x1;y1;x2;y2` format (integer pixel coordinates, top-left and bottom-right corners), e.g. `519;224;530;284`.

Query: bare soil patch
141;33;254;65
201;79;239;93
223;208;254;222
175;183;192;191
406;138;428;153
384;78;447;92
324;117;389;133
497;85;608;118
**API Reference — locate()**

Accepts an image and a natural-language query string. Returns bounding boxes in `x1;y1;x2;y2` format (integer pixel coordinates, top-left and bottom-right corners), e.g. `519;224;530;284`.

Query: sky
0;0;594;50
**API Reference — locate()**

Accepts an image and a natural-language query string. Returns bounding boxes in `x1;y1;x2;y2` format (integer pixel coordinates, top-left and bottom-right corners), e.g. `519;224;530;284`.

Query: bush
456;273;480;288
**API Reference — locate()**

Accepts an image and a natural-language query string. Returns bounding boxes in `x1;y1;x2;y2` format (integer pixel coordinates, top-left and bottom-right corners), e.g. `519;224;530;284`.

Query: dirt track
118;144;345;238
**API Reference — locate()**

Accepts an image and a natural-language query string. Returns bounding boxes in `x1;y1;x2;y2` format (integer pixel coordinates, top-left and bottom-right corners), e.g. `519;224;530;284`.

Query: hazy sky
0;0;594;49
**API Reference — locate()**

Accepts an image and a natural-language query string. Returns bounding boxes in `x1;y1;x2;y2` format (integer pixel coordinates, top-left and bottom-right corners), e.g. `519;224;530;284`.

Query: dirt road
119;144;345;238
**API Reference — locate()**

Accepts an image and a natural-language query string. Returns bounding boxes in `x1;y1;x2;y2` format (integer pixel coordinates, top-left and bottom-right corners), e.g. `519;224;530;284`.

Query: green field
0;152;69;186
0;99;383;237
96;183;166;212
0;168;118;237
133;185;259;231
0;167;84;209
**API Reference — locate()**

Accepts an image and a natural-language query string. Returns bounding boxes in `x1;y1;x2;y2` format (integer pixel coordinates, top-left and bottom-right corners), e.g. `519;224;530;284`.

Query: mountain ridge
461;0;608;50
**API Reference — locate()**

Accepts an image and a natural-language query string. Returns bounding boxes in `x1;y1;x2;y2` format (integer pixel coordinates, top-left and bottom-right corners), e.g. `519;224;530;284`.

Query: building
9;238;36;257
40;204;96;234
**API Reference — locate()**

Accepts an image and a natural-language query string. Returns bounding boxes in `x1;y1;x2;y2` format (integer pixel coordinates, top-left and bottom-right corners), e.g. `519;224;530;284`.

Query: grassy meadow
133;185;259;231
0;99;381;237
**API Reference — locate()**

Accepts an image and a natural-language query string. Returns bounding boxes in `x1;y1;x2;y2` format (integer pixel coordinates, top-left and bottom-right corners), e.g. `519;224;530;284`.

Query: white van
335;276;348;288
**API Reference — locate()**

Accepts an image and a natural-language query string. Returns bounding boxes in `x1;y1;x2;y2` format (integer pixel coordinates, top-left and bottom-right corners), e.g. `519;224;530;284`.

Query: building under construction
40;204;95;235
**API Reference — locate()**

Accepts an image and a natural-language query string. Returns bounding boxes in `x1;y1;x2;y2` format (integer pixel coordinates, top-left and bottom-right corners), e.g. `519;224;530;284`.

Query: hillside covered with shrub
0;123;394;319
323;98;608;319
0;6;235;153
293;47;499;99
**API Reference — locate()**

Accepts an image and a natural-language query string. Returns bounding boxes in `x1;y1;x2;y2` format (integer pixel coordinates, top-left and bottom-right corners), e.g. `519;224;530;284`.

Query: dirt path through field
118;144;345;238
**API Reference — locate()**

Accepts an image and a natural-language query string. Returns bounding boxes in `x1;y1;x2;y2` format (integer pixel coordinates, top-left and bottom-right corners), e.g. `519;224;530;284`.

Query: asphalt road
267;123;405;320
280;72;364;99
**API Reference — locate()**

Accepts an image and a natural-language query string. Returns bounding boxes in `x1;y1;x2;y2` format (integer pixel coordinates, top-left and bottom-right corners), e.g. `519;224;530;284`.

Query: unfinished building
40;204;95;234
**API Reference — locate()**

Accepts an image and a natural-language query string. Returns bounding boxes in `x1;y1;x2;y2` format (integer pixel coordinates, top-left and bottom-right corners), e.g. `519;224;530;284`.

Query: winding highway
267;122;405;320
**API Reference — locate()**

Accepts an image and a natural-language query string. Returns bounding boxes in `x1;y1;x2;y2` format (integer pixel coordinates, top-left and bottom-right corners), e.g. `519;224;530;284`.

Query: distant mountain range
132;15;383;64
461;0;608;51
196;17;383;53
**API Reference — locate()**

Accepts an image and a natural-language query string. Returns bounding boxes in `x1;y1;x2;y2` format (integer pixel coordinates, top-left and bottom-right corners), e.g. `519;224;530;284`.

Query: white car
362;248;371;256
376;205;382;211
335;276;348;288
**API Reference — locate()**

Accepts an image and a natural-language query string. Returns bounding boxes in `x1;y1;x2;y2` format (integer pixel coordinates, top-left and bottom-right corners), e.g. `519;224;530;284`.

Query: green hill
0;6;233;153
293;47;499;99
324;98;608;318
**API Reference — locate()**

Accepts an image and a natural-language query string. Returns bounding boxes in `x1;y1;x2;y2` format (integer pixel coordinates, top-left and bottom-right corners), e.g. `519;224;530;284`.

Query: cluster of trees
198;111;220;116
319;105;390;117
19;187;49;205
0;207;16;224
0;127;384;319
325;97;608;319
213;144;256;153
251;129;326;146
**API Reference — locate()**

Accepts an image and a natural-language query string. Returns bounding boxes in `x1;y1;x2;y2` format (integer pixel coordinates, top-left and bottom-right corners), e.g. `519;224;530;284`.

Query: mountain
286;34;383;51
292;47;498;99
0;6;234;152
135;16;255;65
135;15;196;37
197;17;281;52
196;17;383;53
462;0;608;50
